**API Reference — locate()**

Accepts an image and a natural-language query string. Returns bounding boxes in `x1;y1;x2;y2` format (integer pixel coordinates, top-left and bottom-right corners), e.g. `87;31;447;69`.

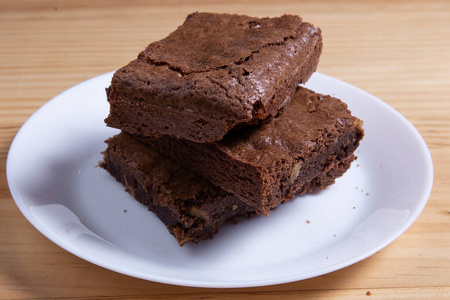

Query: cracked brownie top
141;12;309;73
106;12;323;143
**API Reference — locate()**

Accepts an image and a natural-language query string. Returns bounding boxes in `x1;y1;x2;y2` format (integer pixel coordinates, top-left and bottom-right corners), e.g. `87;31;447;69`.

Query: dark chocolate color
135;87;364;215
100;132;257;246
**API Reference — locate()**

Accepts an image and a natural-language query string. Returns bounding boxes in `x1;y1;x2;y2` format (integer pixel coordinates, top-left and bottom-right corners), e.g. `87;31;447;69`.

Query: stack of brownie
100;12;364;246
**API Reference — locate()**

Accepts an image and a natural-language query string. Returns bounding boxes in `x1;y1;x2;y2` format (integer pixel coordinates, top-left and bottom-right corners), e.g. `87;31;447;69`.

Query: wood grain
1;0;449;299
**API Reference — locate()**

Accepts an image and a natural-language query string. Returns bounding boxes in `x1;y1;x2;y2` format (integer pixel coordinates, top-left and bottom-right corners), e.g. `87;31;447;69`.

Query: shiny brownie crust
105;12;323;143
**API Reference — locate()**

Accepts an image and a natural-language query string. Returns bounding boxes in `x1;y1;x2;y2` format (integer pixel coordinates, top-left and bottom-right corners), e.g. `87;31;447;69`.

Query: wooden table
1;1;449;298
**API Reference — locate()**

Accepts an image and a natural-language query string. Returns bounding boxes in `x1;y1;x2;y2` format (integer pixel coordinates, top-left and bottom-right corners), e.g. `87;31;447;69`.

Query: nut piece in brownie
134;87;364;216
100;132;258;246
105;12;323;143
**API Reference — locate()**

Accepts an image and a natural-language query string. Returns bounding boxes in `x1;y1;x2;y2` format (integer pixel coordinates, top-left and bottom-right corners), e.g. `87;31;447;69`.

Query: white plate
6;72;433;288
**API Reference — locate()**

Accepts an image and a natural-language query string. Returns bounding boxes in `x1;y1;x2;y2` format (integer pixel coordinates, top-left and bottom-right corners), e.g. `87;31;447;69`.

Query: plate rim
6;71;434;288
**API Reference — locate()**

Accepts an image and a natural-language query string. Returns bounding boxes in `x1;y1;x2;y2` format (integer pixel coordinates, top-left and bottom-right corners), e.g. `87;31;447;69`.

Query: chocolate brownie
105;12;323;143
134;86;364;216
100;132;258;246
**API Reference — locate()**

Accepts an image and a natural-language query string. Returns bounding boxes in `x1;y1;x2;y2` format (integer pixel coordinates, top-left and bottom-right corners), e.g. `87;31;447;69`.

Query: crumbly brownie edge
135;125;361;216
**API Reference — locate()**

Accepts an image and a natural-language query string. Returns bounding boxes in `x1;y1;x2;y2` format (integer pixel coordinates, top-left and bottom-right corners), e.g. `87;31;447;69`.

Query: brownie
134;86;364;216
100;132;258;246
105;12;323;143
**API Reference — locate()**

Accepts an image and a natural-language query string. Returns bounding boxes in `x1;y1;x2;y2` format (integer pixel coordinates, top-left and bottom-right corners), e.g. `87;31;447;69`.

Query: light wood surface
1;0;449;299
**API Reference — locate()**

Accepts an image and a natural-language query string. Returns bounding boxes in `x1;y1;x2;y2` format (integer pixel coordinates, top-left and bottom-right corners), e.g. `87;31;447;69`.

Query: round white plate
6;72;433;288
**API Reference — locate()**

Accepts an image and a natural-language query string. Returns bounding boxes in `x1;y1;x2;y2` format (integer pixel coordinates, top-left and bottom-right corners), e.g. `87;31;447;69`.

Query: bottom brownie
100;132;257;246
100;132;358;246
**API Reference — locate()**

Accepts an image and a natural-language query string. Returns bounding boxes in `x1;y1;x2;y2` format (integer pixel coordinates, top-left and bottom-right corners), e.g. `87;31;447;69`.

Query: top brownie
105;12;323;143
